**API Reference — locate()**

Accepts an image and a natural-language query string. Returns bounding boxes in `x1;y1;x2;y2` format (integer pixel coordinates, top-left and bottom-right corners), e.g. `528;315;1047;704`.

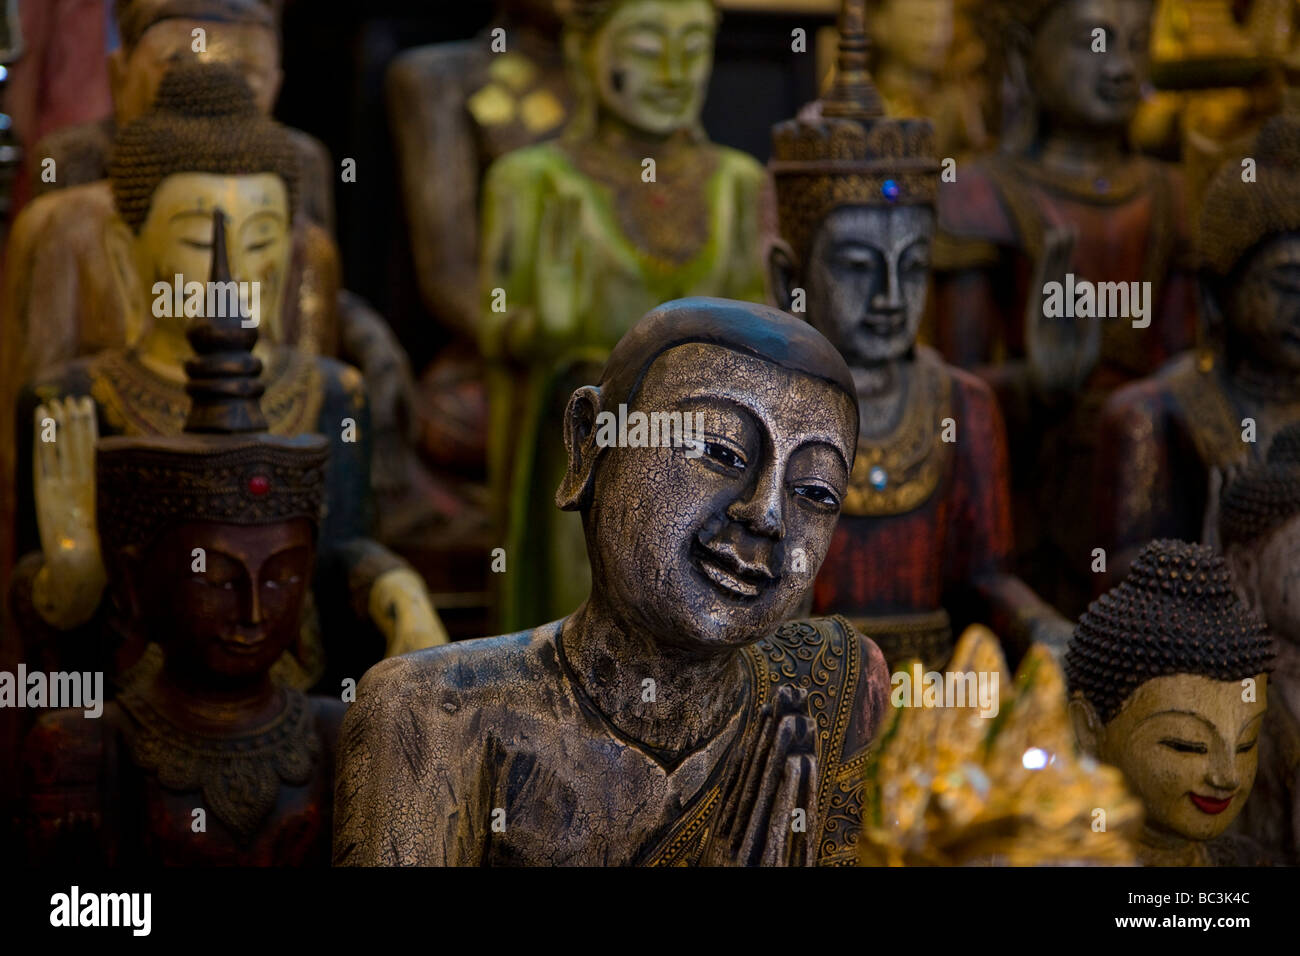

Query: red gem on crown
247;474;271;496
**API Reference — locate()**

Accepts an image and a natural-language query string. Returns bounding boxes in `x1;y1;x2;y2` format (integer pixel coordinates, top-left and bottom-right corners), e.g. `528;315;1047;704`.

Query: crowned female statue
768;0;1072;668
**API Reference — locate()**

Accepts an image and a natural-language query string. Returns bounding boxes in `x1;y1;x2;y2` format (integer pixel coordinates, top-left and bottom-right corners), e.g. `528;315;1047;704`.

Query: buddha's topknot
1220;422;1300;548
1066;539;1273;724
109;62;298;232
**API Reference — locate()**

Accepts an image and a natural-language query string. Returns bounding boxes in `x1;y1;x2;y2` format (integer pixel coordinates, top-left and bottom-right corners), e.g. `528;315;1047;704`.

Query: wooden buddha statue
479;0;767;632
385;0;575;628
33;0;331;229
22;275;344;866
334;298;891;866
866;0;993;157
1066;539;1275;866
1094;110;1300;591
1219;422;1300;865
0;1;431;578
388;0;572;345
768;0;1071;670
9;66;446;698
932;0;1199;617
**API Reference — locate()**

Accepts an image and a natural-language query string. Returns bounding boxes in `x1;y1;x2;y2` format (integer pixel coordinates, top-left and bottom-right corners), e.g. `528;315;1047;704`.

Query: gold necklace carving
90;348;324;438
562;133;718;272
118;684;320;840
843;349;954;517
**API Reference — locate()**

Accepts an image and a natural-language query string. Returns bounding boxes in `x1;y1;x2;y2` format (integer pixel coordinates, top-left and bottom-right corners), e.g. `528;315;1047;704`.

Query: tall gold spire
820;0;884;120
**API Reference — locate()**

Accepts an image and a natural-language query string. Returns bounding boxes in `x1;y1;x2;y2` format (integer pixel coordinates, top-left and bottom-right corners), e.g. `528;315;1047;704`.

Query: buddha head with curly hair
106;61;297;347
1066;539;1274;849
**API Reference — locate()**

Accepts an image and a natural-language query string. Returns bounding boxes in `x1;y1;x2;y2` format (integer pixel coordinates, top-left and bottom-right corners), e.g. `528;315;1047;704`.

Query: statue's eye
701;440;745;472
1159;738;1208;755
623;34;664;58
246;239;275;253
192;575;236;590
181;238;213;251
1237;739;1258;754
792;483;839;509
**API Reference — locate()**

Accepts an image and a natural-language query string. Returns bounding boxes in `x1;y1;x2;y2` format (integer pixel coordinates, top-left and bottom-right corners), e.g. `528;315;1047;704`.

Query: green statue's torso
478;137;767;632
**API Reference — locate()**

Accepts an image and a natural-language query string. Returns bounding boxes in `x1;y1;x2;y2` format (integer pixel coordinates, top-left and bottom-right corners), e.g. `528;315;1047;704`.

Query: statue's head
107;62;297;344
1199;113;1300;372
1221;422;1300;649
111;0;282;127
770;1;939;366
1066;540;1274;844
557;298;858;650
999;0;1151;135
563;0;719;136
868;0;956;75
96;219;327;685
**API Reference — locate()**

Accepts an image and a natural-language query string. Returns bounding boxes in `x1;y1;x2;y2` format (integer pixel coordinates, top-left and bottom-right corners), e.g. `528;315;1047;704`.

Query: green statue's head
564;0;719;136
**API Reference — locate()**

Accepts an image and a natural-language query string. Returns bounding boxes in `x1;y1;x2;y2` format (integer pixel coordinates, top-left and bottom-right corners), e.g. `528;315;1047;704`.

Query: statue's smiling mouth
221;632;268;654
1188;792;1234;815
691;540;775;600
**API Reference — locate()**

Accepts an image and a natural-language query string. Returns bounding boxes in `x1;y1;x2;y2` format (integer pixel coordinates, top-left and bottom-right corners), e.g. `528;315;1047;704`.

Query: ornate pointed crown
96;211;328;556
770;0;940;262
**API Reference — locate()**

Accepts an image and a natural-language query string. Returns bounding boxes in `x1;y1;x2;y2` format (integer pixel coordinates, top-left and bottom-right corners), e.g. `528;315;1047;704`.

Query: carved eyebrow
243;209;286;227
168;208;214;224
672;393;852;473
1239;711;1266;735
1136;707;1266;737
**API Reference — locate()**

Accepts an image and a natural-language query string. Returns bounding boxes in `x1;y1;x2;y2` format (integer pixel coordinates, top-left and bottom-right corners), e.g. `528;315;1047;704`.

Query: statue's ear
768;239;801;315
556;385;603;512
104;216;148;346
1068;691;1104;757
1225;543;1265;619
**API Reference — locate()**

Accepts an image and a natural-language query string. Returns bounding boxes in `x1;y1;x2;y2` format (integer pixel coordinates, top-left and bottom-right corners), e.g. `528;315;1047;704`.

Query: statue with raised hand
11;64;446;698
768;0;1073;669
22;264;346;865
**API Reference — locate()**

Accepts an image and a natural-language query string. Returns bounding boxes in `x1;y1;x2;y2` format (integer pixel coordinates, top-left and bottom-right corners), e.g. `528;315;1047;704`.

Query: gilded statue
1132;0;1295;222
9;64;445;699
334;299;891;866
867;0;993;157
1220;422;1300;865
769;0;1071;669
1094;110;1300;589
22;243;343;865
479;0;767;632
1066;539;1274;866
932;0;1198;617
860;625;1141;865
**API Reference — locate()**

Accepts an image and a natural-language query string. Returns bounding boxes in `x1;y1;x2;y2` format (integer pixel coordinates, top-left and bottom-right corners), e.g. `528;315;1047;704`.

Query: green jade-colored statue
478;0;767;632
